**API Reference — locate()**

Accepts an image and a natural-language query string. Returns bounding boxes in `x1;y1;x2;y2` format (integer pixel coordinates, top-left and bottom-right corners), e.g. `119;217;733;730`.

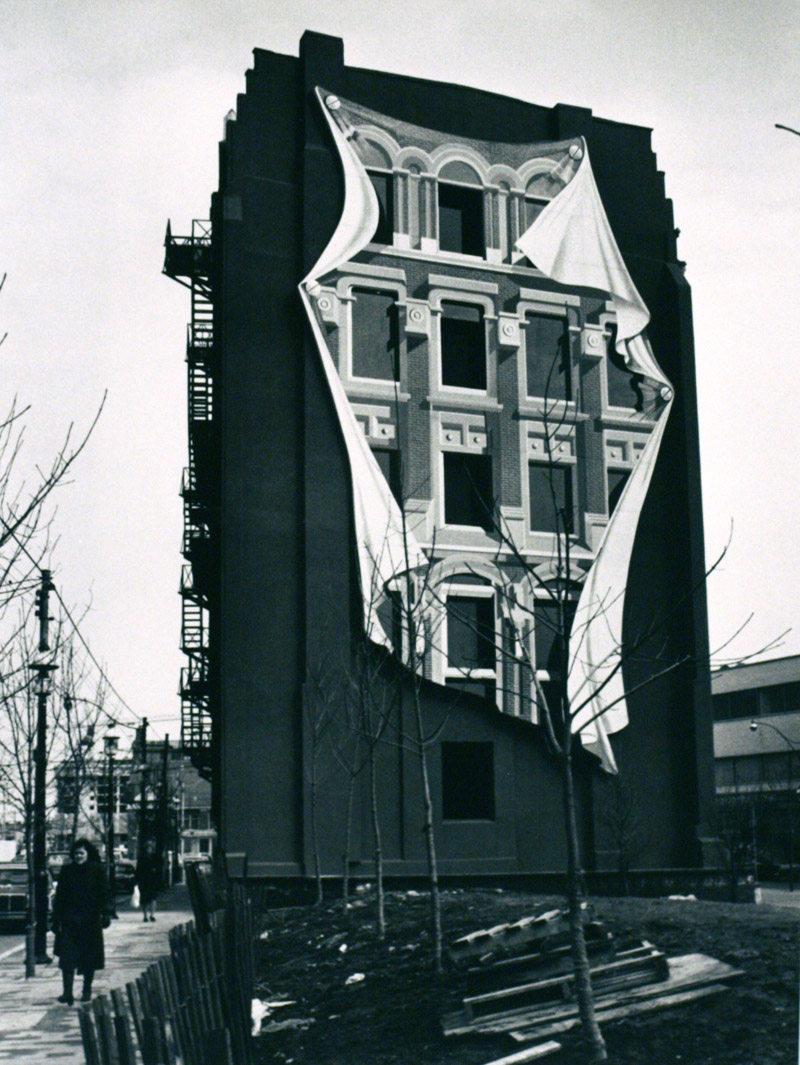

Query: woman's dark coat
134;853;162;906
52;860;112;973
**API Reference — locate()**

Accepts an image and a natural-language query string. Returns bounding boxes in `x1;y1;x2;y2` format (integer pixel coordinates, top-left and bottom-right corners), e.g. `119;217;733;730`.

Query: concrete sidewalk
0;886;193;1063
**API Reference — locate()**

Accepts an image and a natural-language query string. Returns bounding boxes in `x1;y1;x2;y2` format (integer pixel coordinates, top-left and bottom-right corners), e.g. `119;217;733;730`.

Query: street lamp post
104;730;119;915
749;719;799;889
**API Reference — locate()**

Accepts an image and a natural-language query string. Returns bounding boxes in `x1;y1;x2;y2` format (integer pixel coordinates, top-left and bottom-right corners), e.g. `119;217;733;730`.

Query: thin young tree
303;644;342;904
339;623;399;934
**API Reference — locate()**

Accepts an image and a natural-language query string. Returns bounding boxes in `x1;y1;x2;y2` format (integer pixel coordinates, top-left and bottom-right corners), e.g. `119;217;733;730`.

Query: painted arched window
438;160;485;256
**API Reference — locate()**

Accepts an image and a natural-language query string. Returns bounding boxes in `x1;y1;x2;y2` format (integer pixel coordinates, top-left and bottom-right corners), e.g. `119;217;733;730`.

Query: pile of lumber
443;908;743;1044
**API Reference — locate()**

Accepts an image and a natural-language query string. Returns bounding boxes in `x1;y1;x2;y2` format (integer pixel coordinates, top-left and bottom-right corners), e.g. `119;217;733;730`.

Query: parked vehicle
114;859;136;894
0;862;28;923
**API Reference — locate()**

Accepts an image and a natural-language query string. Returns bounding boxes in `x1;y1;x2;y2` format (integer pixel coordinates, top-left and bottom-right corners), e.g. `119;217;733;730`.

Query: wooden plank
204;1028;235;1065
464;950;668;1020
509;984;729;1043
479;1042;562;1064
93;997;121;1065
125;980;145;1052
200;932;225;1029
78;1006;103;1065
110;989;137;1065
140;1016;166;1065
169;936;202;1065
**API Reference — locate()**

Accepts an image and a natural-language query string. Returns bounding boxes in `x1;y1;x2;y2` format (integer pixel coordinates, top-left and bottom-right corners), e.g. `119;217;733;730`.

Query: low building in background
713;655;800;877
53;755;133;857
127;738;215;875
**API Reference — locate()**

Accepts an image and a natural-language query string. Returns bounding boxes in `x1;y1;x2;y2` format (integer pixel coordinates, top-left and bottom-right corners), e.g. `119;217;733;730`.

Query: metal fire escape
163;220;216;781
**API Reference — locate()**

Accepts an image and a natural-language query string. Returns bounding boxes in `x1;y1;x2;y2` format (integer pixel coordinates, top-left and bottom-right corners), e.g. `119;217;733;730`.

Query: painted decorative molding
497;314;521;348
314;288;340;325
351;403;396;443
528;431;574;461
439;412;488;452
581;328;606;358
403;299;430;335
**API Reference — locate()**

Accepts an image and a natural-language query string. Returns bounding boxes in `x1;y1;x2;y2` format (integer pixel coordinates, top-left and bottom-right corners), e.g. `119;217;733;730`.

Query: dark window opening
438;182;485;256
712;690;760;722
447;595;495;670
376;589;403;656
372;447;402;504
444;452;494;530
351;288;399;381
606;329;643;409
441;301;486;390
529;462;573;533
441;741;495;820
534;600;575;720
534;600;575;676
525;314;570;400
368;171;394;244
607;469;630;516
782;681;800;713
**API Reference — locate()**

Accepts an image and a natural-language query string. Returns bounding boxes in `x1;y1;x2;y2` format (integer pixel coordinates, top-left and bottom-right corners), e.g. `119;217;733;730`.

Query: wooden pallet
444;953;743;1038
460;947;669;1023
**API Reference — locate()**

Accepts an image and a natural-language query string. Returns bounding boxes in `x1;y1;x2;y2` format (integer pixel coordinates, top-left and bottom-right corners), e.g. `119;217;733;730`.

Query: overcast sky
1;0;799;739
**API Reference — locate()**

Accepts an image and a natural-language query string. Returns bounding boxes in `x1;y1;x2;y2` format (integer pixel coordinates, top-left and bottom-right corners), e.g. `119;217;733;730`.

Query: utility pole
138;717;148;856
104;730;119;916
160;736;169;884
32;569;56;964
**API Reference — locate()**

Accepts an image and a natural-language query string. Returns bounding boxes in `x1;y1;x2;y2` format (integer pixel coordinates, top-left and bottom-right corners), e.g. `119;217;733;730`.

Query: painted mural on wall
299;88;672;772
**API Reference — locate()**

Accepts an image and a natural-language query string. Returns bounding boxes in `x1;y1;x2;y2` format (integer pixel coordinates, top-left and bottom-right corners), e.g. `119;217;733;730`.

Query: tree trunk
342;771;356;902
310;764;323;905
24;817;35;978
414;689;442;972
562;751;607;1062
368;742;385;938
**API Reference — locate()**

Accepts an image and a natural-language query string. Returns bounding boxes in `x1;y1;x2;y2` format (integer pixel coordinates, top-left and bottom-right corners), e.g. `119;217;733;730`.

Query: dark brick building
165;31;715;882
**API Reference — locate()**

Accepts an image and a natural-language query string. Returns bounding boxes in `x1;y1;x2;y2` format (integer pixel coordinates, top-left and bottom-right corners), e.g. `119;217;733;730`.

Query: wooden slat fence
79;866;254;1065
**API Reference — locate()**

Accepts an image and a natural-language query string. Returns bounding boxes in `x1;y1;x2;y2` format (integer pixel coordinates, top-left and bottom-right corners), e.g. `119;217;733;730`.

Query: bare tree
598;767;649;894
54;643;110;849
339;632;399;935
303;646;342;905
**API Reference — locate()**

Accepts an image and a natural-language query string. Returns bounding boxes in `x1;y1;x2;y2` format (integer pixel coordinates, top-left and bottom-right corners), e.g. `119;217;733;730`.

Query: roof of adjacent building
711;655;800;695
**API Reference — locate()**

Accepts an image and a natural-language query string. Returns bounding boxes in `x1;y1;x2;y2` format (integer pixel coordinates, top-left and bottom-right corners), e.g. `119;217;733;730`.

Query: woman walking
135;837;162;922
52;838;113;1005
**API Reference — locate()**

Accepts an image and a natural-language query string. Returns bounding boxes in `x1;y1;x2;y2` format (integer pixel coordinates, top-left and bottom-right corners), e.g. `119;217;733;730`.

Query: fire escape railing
164;220;216;780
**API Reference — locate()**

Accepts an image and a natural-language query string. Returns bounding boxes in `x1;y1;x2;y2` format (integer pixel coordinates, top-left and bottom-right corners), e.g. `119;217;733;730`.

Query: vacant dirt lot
252;887;800;1065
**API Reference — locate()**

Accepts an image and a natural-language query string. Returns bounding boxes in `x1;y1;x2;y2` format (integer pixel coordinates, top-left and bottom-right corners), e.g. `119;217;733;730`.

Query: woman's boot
58;970;74;1005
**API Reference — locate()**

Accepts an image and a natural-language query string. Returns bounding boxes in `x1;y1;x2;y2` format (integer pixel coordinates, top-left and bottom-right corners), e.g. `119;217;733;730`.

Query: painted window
525;313;570;400
371;447;402;503
444;452;493;530
441;741;495;820
606;329;642;409
607;468;630;516
351;288;399;381
367;170;394;244
438;182;485;256
440;301;486;390
529;462;573;534
533;599;575;721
